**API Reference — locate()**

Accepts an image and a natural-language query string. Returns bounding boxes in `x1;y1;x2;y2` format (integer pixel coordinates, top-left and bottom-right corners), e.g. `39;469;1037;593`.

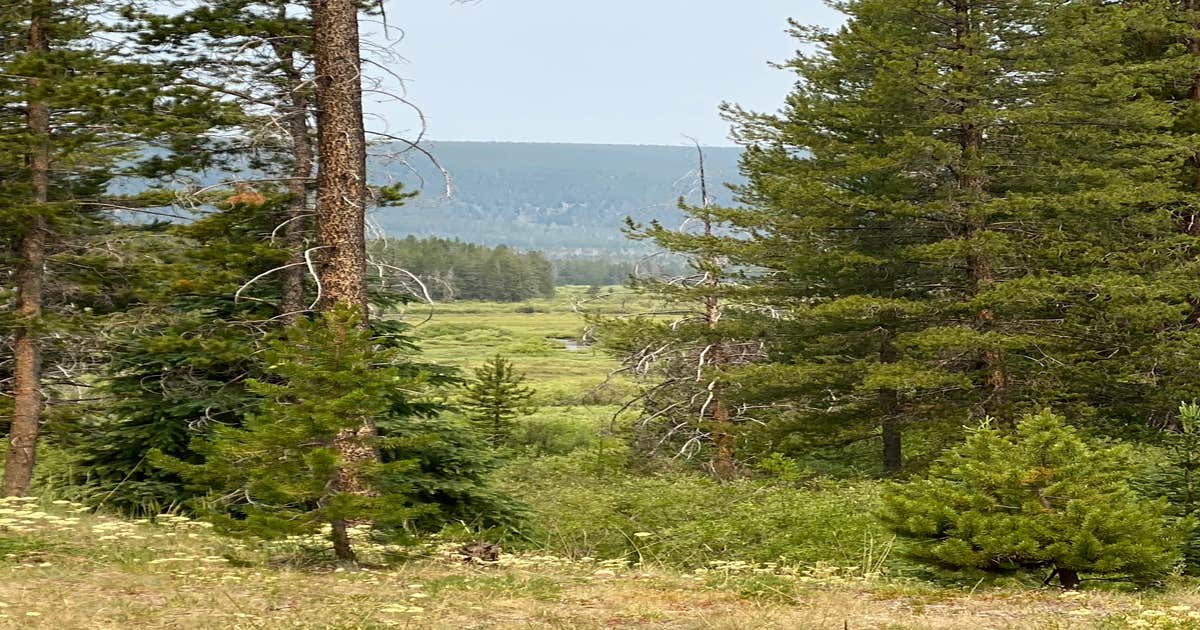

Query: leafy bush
879;409;1186;589
496;449;889;569
508;411;599;456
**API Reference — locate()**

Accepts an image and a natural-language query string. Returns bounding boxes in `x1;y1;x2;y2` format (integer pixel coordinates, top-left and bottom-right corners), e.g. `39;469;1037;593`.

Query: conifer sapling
880;409;1185;588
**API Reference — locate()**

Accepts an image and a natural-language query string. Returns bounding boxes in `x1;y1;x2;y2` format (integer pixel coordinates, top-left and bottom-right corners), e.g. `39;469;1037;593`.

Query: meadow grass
2;496;1198;628
12;289;1200;627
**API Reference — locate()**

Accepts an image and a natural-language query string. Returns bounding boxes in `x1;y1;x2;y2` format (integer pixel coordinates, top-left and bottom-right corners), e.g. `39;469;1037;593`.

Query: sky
364;1;845;147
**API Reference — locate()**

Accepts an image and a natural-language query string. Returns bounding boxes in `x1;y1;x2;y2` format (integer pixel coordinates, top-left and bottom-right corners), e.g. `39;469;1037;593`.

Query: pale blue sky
365;1;844;146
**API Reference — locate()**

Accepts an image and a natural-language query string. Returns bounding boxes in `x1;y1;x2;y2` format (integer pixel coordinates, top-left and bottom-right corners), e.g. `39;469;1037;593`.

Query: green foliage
157;309;419;543
880;410;1185;588
498;449;888;568
70;207;290;514
1146;402;1200;573
461;355;537;446
156;307;518;556
369;237;555;302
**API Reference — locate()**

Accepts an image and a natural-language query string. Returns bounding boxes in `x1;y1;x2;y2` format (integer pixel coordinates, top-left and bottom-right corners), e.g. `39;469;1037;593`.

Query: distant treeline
371;237;555;302
369;237;688;301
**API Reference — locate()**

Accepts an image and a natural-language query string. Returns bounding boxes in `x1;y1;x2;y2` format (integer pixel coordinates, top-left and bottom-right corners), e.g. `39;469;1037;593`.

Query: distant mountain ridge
368;141;744;256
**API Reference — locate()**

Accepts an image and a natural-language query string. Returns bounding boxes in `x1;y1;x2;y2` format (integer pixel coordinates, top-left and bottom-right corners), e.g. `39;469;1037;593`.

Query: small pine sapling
1156;401;1200;572
880;409;1186;588
460;354;536;447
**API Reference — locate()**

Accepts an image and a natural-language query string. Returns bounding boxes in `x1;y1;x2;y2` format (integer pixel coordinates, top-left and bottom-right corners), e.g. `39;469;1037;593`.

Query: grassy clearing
3;496;1199;629
401;286;642;439
16;289;1200;627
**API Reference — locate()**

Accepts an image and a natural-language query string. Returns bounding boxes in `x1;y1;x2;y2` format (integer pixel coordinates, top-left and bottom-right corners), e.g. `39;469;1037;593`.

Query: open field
2;497;1199;629
398;287;653;440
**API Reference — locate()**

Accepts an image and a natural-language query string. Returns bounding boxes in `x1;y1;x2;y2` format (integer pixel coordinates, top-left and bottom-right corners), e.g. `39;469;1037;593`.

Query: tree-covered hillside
369;141;743;255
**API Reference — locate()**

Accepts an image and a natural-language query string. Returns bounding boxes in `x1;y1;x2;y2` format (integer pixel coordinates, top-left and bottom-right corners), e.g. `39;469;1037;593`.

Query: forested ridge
8;0;1200;621
371;141;743;255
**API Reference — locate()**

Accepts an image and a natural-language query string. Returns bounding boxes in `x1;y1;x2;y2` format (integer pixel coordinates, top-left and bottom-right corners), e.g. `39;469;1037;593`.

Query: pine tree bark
879;328;902;474
312;0;373;563
695;143;735;480
953;0;1006;409
276;45;313;316
4;2;51;497
313;0;368;314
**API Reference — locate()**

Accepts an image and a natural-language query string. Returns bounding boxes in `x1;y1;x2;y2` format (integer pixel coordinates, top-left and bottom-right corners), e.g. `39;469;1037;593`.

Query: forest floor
0;499;1198;629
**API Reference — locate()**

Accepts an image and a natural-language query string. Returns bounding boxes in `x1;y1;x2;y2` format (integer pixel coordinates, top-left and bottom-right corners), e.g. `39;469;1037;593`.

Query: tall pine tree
695;0;1191;472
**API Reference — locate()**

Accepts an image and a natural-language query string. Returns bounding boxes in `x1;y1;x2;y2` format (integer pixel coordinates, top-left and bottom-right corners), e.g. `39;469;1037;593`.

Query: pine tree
603;142;760;477
880;409;1185;588
695;0;1191;472
127;0;319;316
0;0;220;494
158;307;433;563
461;355;536;447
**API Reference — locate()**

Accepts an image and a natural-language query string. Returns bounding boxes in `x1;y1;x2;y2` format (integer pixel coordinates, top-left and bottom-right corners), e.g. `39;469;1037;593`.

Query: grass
17;288;1200;627
403;286;635;405
4;496;1200;628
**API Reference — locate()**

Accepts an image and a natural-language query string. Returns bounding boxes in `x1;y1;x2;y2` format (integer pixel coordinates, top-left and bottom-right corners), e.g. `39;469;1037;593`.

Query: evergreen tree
603;143;759;477
0;0;220;494
127;0;319;316
73;200;293;513
461;355;536;447
677;0;1194;472
159;308;433;563
880;409;1185;589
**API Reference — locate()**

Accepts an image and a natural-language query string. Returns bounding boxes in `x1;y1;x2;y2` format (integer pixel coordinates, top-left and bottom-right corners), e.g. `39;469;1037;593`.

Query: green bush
880;409;1186;589
502;339;558;355
497;449;889;569
509;412;598;456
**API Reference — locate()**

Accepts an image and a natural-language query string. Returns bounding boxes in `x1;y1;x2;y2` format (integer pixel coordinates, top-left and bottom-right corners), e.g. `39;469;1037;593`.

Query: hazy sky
365;1;845;146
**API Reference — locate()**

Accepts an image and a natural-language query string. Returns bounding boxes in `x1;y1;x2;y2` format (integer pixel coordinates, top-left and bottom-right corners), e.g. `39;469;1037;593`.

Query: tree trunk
313;0;368;313
311;0;375;560
330;517;357;563
953;0;1006;410
1057;567;1080;590
277;46;314;316
695;142;736;480
4;2;51;497
879;328;902;474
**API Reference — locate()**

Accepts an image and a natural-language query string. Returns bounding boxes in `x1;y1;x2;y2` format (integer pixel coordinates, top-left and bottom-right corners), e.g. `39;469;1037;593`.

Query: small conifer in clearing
880;409;1185;588
461;354;536;446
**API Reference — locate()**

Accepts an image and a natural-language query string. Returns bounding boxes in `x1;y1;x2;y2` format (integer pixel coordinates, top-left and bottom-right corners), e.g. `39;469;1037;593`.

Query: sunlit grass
2;497;1199;628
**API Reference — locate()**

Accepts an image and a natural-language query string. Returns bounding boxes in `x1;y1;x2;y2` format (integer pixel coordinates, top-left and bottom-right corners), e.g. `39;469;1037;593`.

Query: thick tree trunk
1057;568;1080;590
330;517;357;564
4;3;51;497
312;0;375;562
313;0;368;313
